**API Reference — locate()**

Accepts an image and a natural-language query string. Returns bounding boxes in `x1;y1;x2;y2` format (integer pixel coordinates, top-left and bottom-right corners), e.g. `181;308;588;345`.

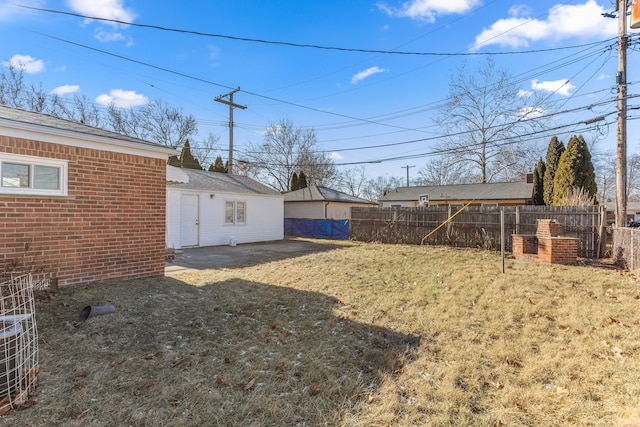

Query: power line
30;29;625;141
30;30;628;170
25;26;630;163
29;31;438;134
239;115;623;168
19;4;615;57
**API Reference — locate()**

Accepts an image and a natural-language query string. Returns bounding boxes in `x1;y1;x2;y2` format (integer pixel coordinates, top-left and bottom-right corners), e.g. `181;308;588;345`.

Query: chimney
526;173;533;184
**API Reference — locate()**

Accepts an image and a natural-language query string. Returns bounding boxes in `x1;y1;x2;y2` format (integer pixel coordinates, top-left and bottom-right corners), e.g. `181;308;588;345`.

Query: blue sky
0;0;636;180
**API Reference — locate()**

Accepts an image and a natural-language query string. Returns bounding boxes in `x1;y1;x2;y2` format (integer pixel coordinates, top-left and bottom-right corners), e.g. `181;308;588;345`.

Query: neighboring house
0;105;177;287
605;201;640;224
379;182;534;208
283;184;376;240
284;184;377;220
166;166;283;249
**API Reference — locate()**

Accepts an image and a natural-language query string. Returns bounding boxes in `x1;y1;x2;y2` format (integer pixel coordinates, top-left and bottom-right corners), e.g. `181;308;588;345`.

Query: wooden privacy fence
350;205;606;258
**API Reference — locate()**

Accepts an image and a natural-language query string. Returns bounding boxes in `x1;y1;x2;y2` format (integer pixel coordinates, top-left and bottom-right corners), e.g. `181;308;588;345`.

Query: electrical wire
28;29;624;141
19;4;613;57
21;14;632;165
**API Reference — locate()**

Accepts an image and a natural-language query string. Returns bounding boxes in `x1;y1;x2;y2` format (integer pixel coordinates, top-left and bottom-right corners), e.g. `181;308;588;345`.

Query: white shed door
181;194;199;247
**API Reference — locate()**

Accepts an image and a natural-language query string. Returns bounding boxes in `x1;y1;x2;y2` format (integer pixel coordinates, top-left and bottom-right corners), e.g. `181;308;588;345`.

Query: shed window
0;154;67;196
225;201;246;224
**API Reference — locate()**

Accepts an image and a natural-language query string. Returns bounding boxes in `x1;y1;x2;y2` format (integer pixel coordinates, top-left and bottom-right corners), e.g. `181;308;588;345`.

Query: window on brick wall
0;153;68;196
225;200;246;225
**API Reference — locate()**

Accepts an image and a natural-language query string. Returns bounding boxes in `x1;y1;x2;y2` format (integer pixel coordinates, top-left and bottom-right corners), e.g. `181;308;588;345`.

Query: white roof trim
166;165;189;183
0;119;178;160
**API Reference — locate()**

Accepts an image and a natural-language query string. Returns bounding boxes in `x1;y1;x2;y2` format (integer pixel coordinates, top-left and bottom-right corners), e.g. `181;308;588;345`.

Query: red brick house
0;106;178;286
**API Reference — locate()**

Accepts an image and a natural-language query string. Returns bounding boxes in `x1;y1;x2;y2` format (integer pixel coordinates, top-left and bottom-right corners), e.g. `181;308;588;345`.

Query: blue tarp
284;219;350;240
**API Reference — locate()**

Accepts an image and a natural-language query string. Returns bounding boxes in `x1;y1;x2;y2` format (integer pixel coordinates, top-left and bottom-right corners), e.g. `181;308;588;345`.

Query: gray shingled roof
379;182;533;202
284;184;376;204
167;167;280;196
0;105;176;154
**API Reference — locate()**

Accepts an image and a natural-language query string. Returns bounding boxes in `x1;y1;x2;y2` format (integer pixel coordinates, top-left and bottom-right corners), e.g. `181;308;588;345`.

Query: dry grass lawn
5;239;640;426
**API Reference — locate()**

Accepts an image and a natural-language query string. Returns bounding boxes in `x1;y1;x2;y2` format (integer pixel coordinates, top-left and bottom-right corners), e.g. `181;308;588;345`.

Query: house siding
166;188;283;248
1;136;166;286
380;199;530;208
284;202;326;219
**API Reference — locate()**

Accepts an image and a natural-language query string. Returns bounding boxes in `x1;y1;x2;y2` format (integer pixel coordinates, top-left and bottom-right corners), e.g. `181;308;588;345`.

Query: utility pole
614;0;629;227
215;87;246;174
401;165;415;187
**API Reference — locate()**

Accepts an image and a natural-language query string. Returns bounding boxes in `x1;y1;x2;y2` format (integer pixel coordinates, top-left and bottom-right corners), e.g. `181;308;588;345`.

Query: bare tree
105;100;197;148
417;155;472;185
596;150;640;203
24;82;48;113
337;165;368;198
628;153;640;202
0;65;26;108
105;103;144;139
189;132;221;169
139;100;197;148
1;65;204;157
361;175;403;202
47;93;103;128
435;59;551;183
243;119;336;191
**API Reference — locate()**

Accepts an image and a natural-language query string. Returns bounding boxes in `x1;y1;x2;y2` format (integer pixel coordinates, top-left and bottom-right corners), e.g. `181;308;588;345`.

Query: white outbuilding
166;165;283;249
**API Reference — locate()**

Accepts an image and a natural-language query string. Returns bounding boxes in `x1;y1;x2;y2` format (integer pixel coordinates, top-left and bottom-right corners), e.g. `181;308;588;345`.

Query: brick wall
0;136;167;286
536;219;564;238
537;237;578;265
512;234;538;256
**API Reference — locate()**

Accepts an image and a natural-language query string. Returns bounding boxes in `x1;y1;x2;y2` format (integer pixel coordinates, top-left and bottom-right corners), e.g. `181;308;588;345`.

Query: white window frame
0;153;68;196
224;200;246;225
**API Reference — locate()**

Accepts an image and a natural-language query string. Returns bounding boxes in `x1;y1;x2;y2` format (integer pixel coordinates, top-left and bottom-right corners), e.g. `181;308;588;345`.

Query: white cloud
351;66;387;84
518;89;532;98
473;1;616;49
51;85;80;95
66;0;136;25
597;73;608;80
67;0;136;43
516;106;545;120
0;0;45;22
94;29;126;42
3;54;45;74
531;79;575;96
208;45;220;60
377;0;481;22
95;89;148;108
330;152;344;160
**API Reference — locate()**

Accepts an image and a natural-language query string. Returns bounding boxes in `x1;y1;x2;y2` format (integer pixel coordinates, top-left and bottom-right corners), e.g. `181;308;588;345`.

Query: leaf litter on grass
6;241;640;426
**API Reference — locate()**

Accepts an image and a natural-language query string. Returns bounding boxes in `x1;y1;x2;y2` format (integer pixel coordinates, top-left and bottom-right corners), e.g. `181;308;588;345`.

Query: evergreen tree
179;140;202;170
212;155;227;173
298;171;308;189
532;159;546;205
553;135;597;205
168;155;181;167
290;172;299;191
208;164;215;172
543;136;565;205
224;160;230;173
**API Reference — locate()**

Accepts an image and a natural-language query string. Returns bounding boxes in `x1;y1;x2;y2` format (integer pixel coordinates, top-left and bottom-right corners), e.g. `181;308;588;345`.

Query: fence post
597;205;606;258
632;230;635;271
501;208;505;273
